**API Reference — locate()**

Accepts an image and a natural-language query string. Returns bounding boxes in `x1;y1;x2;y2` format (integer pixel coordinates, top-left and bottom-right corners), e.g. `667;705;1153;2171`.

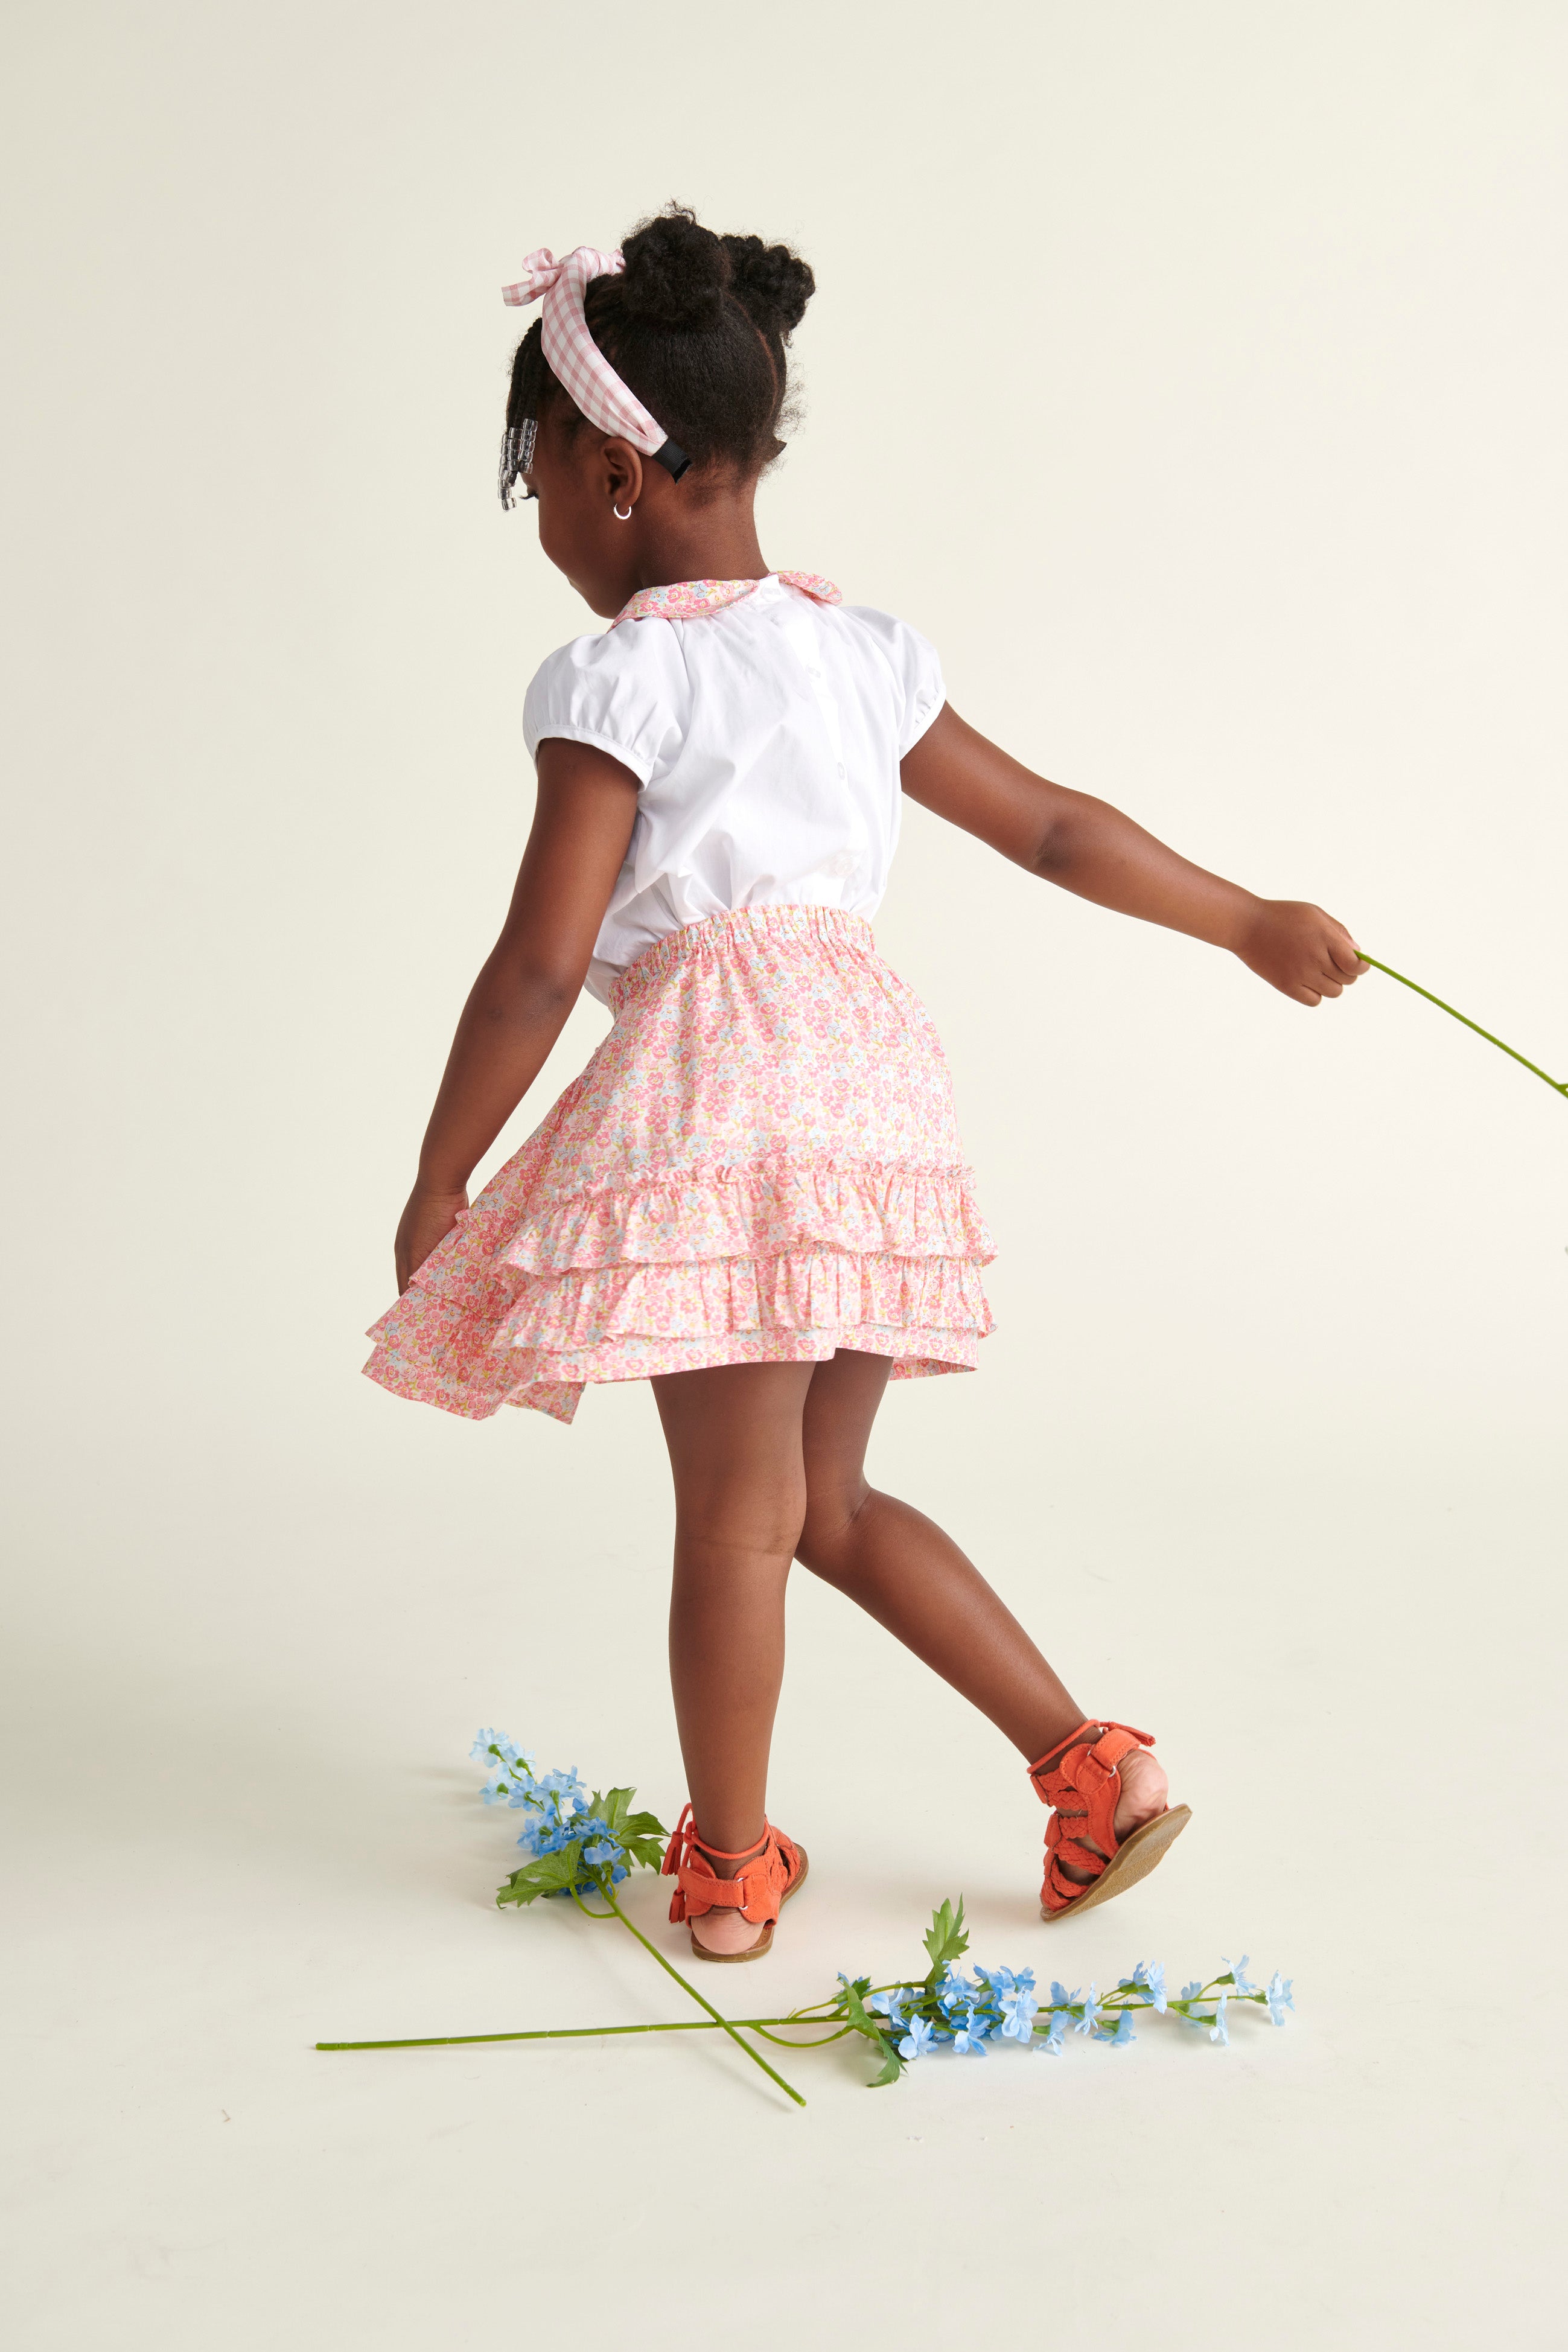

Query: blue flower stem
598;1882;806;2109
1362;955;1567;1098
748;2024;857;2050
564;1891;851;2041
315;2015;827;2053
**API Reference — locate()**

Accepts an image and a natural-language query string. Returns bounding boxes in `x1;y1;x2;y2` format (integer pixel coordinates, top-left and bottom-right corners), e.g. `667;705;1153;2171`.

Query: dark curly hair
500;205;815;506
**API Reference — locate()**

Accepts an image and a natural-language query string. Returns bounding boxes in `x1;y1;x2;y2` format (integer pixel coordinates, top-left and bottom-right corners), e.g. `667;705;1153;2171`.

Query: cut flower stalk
1362;954;1566;1098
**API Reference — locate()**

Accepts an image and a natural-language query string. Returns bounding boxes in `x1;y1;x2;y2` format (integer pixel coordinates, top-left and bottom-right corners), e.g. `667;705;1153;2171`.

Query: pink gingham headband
499;246;690;503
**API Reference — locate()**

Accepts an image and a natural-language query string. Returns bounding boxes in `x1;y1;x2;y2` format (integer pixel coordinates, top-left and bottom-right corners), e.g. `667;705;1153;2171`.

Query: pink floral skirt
363;906;995;1424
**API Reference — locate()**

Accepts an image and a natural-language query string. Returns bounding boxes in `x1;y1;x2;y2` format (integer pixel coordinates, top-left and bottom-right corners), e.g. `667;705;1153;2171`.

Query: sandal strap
660;1805;799;1928
1025;1721;1155;1905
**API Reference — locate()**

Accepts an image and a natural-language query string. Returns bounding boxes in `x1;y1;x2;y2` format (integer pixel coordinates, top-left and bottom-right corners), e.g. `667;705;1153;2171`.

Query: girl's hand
1233;900;1368;1005
395;1183;468;1292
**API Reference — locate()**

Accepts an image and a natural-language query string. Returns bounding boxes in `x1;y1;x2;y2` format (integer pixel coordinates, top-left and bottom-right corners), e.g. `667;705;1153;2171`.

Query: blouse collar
611;571;841;627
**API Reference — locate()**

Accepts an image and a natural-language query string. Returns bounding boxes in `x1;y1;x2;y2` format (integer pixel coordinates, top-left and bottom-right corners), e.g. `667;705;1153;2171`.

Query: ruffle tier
364;1176;995;1424
500;1155;990;1273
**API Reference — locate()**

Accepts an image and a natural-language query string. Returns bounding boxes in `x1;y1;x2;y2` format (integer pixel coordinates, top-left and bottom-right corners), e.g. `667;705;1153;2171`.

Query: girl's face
521;405;648;620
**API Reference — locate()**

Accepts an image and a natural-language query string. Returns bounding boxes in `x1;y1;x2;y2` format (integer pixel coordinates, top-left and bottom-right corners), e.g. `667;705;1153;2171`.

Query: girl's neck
633;487;768;591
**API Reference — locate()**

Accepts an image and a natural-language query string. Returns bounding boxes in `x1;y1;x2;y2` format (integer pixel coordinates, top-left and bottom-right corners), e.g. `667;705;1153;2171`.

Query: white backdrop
5;4;1565;2347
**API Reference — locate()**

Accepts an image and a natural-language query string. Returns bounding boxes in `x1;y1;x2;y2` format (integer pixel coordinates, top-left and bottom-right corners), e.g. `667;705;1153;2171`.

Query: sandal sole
689;1847;809;1964
1041;1805;1191;1923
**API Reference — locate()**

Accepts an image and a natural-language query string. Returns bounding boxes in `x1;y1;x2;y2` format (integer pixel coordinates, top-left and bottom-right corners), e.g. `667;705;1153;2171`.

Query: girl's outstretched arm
901;706;1366;1005
394;741;640;1289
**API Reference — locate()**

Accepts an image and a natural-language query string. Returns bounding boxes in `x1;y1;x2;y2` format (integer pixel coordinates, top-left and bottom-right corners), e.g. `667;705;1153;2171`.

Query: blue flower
1223;1955;1256;1996
1179;1980;1205;2003
576;1817;623;1858
975;1962;1035;2006
1072;1986;1101;2036
999;1989;1039;2042
868;1989;913;2031
950;2008;991;2056
1266;1972;1295;2027
937;1967;977;2014
1126;1961;1167;2013
1048;1981;1077;2010
1036;2012;1067;2055
1209;1995;1229;2047
472;1729;526;1773
899;2016;937;2062
583;1838;624;1869
1097;2009;1136;2048
534;1768;588;1814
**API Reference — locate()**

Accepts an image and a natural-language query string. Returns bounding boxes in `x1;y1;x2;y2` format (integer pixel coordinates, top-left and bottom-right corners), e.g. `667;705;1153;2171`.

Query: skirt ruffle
363;906;995;1424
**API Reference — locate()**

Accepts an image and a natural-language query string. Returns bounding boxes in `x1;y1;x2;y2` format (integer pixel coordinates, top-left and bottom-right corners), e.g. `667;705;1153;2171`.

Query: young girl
366;209;1365;1961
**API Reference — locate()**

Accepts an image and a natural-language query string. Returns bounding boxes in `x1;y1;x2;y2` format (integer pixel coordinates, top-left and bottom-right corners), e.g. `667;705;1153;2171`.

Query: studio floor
6;1410;1561;2350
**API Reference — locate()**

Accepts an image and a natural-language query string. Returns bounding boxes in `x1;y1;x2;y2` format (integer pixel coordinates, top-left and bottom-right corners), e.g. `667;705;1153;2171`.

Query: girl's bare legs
793;1350;1168;1871
652;1360;817;1954
652;1349;1167;1954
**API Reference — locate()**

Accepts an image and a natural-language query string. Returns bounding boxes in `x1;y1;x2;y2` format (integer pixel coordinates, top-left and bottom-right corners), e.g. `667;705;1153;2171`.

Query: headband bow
500;246;690;492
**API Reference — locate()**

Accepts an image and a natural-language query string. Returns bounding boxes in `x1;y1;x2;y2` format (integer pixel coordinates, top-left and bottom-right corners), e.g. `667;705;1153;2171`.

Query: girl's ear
601;438;646;517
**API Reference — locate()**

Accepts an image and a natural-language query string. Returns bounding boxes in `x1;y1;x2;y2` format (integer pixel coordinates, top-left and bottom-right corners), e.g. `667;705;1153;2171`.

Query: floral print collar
612;572;841;627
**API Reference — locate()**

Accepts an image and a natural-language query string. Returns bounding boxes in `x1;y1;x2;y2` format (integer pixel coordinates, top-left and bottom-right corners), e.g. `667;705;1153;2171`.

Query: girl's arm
900;706;1366;1004
394;741;639;1289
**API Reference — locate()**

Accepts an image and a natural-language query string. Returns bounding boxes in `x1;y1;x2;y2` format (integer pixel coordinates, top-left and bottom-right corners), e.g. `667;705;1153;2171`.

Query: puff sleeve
840;607;948;756
522;621;692;786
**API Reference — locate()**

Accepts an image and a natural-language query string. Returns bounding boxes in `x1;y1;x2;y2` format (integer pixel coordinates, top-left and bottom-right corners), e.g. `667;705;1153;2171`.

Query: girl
366;209;1365;1961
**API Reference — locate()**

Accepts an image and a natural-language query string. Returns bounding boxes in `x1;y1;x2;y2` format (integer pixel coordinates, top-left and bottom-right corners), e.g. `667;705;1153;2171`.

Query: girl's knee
675;1489;808;1567
796;1478;873;1573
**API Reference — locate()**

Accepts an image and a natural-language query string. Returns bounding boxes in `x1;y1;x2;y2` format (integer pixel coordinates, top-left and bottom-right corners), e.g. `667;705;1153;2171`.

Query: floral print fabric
363;906;996;1424
611;572;842;626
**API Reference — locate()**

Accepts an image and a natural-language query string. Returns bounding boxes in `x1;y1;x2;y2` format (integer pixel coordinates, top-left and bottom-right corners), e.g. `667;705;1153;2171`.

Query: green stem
599;1884;805;2109
1362;955;1567;1098
316;2015;819;2053
749;2024;857;2050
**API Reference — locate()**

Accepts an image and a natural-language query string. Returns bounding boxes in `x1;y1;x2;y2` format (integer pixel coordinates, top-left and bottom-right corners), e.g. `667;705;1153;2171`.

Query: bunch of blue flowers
828;1900;1293;2085
471;1729;666;1904
317;1733;1293;2112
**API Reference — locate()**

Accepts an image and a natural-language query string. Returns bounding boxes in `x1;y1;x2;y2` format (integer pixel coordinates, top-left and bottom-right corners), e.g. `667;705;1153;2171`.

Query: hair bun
720;234;815;339
620;205;731;333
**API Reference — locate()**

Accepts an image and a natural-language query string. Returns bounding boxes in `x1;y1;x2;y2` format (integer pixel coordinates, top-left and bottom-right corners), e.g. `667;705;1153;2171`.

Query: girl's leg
794;1350;1167;1861
651;1359;817;1952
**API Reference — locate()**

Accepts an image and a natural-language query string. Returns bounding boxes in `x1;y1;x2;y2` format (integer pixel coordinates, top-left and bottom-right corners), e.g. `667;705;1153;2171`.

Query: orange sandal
1027;1721;1191;1920
660;1806;809;1963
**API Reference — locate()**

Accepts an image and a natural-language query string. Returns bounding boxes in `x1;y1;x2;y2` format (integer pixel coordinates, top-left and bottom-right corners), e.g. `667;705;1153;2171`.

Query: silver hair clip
499;417;538;509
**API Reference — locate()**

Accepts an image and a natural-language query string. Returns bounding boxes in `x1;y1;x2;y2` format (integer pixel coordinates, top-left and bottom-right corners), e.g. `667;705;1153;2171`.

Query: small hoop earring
613;502;633;521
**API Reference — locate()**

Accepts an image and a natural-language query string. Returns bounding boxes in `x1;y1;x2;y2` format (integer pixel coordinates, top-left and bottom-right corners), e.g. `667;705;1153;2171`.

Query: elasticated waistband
607;905;877;1015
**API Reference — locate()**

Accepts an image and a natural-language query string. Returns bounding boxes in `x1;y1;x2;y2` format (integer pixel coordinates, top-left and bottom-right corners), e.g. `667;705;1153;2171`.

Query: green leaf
922;1897;969;1981
496;1843;587;1908
577;1788;666;1875
838;1977;882;2042
619;1807;669;1873
835;1975;905;2086
867;2041;906;2088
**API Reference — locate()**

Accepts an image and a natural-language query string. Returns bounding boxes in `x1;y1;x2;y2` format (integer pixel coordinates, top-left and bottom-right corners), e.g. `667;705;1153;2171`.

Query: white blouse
521;573;945;1003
